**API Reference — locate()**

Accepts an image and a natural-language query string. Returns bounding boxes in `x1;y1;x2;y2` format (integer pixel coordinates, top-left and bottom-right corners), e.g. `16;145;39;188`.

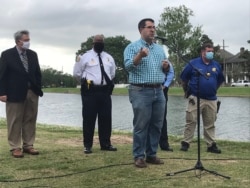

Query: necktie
21;52;29;72
98;53;105;85
98;53;113;86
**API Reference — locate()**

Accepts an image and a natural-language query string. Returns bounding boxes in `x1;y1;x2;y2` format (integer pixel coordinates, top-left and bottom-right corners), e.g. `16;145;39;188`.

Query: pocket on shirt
87;60;99;67
103;60;113;69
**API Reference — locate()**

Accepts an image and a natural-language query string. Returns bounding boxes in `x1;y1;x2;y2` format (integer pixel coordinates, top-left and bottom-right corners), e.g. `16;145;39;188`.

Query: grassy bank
43;86;250;97
0;119;249;188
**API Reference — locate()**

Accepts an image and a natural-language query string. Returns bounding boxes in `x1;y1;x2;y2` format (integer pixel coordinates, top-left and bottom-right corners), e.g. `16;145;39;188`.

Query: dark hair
201;43;213;51
138;18;154;30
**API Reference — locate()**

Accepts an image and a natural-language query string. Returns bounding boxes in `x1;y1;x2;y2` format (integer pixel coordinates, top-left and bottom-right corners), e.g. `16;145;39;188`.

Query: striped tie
21;52;29;72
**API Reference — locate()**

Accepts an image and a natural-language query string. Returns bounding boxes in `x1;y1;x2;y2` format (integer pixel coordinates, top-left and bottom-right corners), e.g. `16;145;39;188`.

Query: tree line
41;68;77;88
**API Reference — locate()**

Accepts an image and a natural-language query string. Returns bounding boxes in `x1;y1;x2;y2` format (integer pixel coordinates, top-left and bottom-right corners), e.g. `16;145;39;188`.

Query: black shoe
146;156;164;164
84;147;92;154
180;141;189;151
101;145;117;151
207;143;221;154
161;146;173;152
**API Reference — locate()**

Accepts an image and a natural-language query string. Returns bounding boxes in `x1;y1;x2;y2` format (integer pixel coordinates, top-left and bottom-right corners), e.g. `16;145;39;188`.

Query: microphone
154;35;168;42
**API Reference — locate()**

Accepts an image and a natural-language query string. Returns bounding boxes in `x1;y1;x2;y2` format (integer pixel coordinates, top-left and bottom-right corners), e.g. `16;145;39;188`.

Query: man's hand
133;47;149;66
0;95;7;102
163;86;169;94
139;47;149;57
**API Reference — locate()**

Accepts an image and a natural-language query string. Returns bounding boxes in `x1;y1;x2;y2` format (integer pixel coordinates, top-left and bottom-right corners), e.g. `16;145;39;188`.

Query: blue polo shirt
180;57;225;100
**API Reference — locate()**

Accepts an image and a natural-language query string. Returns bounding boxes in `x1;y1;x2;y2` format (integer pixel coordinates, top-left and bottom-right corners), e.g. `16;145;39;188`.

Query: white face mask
21;41;30;49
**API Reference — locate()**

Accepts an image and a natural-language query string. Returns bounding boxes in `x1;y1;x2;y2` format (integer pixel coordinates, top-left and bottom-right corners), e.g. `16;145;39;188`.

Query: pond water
0;93;249;142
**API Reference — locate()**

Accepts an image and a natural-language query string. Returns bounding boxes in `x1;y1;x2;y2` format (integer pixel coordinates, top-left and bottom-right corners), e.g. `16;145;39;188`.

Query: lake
0;93;249;142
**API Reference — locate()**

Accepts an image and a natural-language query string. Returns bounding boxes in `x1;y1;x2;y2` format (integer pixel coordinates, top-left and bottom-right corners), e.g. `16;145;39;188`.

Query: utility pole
222;39;229;83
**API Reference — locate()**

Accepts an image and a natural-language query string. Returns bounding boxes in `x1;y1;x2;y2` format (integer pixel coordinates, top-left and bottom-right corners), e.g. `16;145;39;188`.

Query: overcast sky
0;0;249;74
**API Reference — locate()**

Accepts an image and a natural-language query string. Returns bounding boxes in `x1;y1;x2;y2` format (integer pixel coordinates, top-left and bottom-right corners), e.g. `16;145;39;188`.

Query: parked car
231;80;250;87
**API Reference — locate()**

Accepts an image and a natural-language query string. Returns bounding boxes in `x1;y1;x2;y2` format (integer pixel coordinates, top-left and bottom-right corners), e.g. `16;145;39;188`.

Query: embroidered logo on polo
205;68;216;77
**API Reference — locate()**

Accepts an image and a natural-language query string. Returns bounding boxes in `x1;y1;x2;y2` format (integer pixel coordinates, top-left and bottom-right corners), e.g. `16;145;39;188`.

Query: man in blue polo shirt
180;43;225;154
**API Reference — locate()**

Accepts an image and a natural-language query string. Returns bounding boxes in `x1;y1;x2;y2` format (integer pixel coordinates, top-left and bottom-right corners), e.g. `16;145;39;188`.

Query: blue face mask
205;52;214;60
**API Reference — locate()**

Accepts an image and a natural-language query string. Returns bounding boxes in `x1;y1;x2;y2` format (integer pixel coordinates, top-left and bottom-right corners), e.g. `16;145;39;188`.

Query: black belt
131;83;161;88
92;85;108;88
88;85;109;92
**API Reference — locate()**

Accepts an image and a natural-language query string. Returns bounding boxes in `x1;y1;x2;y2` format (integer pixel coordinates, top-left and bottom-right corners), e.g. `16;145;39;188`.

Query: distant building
217;47;249;84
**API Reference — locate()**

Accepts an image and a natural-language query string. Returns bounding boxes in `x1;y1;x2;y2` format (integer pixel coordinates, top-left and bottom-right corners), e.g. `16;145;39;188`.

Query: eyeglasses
143;26;156;29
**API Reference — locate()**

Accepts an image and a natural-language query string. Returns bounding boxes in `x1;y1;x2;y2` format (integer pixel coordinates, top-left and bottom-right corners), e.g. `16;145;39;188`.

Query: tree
76;36;131;84
239;49;250;78
41;68;77;88
156;5;203;84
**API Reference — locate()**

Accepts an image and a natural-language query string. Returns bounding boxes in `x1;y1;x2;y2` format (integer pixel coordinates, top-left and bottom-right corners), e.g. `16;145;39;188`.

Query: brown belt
131;83;161;88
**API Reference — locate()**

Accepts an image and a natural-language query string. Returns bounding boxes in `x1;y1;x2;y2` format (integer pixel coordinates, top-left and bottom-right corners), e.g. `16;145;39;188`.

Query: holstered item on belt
217;100;221;113
81;78;93;94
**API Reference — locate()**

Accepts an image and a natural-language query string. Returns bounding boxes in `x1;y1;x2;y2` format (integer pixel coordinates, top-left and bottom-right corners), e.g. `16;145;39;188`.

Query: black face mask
93;42;104;54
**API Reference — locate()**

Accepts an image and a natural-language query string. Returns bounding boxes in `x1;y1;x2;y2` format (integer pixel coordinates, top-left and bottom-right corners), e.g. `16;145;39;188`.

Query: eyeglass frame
142;26;156;29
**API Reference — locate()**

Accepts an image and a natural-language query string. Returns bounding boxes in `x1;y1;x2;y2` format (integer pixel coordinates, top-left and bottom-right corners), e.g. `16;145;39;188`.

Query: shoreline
42;86;250;97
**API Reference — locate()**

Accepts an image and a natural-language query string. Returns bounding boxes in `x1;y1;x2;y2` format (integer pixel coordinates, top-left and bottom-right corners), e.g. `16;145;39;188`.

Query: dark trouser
81;86;112;148
159;87;169;148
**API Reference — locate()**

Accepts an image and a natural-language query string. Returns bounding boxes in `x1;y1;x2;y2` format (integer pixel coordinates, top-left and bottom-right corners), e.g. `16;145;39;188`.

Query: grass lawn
43;86;250;97
0;119;249;188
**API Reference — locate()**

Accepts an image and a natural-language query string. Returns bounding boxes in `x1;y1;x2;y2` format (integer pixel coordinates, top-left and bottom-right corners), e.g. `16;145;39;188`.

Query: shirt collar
16;46;26;55
139;38;154;49
91;48;103;57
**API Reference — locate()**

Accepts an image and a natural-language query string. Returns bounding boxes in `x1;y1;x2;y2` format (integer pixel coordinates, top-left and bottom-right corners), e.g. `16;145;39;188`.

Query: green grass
168;87;250;97
0;119;249;188
43;87;250;97
216;87;250;97
43;86;250;97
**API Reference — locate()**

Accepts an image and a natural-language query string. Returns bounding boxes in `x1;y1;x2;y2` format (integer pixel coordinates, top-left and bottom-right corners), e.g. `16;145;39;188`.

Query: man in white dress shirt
73;34;117;154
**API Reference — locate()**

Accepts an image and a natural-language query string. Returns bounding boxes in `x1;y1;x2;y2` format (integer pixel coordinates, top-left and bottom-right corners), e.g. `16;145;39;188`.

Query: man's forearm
182;81;188;92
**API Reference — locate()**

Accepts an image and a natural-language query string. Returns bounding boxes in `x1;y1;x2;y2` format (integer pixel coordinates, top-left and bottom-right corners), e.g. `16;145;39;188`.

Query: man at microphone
124;18;169;168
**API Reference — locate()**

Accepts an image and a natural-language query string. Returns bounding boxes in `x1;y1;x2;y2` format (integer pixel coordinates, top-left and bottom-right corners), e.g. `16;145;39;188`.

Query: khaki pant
6;90;39;150
182;95;217;147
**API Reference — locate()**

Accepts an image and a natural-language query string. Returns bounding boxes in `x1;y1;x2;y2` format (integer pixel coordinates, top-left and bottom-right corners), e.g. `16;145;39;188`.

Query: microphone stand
166;69;230;179
156;38;230;179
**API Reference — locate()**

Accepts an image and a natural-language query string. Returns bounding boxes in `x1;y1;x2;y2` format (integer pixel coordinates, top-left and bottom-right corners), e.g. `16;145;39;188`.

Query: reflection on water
0;93;249;142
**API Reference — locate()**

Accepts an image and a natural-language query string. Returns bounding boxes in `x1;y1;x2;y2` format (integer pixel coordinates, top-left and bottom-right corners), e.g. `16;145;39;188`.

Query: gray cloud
0;0;249;73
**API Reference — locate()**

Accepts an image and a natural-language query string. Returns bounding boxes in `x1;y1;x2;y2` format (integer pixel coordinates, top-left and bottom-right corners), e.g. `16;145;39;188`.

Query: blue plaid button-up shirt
124;39;166;84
